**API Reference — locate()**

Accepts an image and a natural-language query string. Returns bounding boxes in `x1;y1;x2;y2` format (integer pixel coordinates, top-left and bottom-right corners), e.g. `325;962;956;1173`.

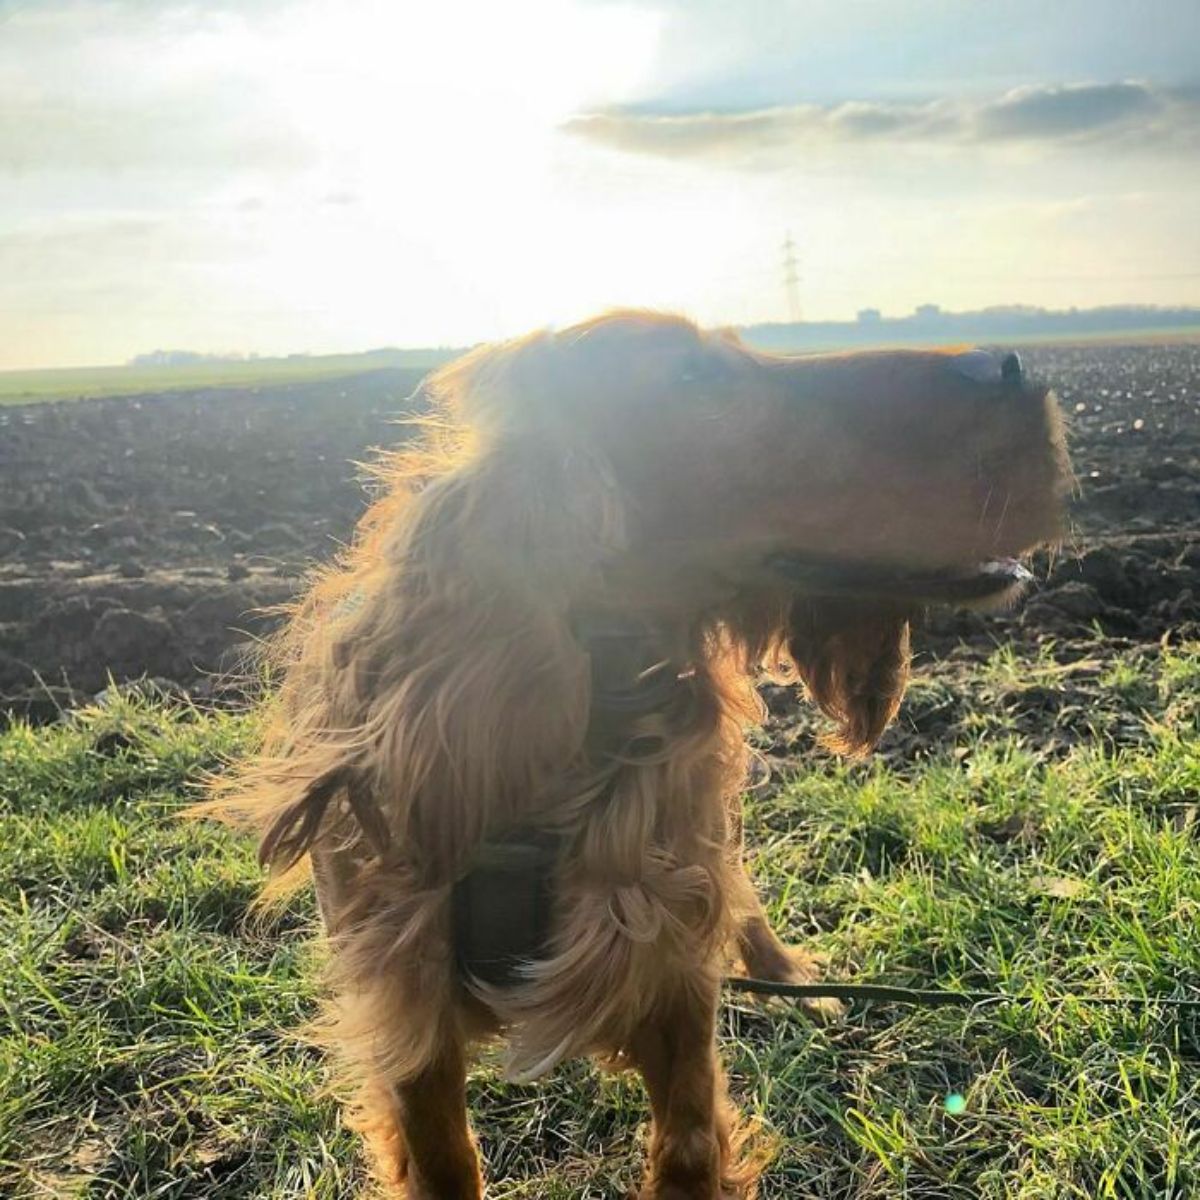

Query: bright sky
2;0;1198;368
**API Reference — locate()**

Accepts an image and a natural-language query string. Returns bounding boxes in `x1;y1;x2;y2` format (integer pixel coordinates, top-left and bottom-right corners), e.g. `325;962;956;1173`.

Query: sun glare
1;0;1194;367
214;0;675;348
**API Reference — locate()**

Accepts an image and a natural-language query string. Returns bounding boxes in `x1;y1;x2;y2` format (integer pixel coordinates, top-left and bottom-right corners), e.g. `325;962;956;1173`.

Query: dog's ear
416;333;627;599
410;436;624;606
786;597;912;755
251;342;631;882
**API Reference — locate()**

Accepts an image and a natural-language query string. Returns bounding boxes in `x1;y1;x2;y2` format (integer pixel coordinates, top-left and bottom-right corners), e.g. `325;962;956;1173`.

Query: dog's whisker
978;484;994;531
992;490;1013;547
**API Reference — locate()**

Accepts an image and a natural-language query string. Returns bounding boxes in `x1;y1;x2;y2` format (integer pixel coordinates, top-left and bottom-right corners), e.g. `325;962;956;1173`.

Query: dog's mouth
766;553;1034;608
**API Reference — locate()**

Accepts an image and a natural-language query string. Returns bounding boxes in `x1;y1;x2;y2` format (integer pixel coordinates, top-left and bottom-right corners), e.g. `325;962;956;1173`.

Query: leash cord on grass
726;976;1200;1011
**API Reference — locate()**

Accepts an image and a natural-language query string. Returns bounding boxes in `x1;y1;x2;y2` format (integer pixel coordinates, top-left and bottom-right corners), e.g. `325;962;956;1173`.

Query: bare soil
1;344;1197;728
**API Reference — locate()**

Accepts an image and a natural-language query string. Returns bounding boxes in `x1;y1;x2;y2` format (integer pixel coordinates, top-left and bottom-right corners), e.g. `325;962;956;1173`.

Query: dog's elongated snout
947;348;1024;388
749;339;1068;573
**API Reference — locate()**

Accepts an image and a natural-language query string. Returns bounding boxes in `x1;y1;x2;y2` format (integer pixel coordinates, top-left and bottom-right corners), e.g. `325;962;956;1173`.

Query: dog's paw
742;944;846;1023
633;1164;756;1200
634;1183;749;1200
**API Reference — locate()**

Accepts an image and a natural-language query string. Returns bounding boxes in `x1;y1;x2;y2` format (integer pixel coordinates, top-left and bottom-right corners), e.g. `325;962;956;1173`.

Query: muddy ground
1;343;1198;739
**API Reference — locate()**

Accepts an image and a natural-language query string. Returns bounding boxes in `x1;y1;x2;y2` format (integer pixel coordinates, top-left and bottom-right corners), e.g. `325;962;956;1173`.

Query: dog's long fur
203;310;1066;1196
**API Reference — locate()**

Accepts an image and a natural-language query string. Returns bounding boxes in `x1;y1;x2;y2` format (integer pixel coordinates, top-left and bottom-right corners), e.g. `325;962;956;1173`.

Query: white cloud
974;82;1162;140
565;82;1200;164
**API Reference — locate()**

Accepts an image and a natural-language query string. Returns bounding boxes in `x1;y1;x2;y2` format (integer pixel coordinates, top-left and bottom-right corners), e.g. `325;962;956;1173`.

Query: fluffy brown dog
208;311;1069;1198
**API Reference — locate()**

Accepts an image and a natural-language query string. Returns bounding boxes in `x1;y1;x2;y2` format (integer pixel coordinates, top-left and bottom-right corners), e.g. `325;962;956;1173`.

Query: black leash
726;975;1200;1012
459;623;1200;1017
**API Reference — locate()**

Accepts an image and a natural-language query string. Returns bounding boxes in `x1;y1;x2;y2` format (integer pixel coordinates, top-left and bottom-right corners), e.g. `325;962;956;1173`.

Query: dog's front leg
736;900;844;1022
627;975;750;1200
311;846;482;1197
354;1043;483;1200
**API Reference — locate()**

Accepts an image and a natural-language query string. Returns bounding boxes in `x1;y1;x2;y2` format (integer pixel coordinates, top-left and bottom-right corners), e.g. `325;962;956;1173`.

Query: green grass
0;350;456;406
2;645;1199;1197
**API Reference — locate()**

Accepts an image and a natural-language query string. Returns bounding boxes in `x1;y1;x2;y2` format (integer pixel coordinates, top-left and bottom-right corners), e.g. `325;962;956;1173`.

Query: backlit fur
201;310;1067;1196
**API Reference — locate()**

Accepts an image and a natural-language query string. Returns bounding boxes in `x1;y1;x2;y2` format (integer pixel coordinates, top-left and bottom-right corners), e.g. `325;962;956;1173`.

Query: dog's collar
571;613;691;717
766;552;1033;606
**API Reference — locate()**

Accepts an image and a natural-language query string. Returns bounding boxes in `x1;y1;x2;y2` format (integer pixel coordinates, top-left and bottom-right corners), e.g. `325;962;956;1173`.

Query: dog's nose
948;348;1024;388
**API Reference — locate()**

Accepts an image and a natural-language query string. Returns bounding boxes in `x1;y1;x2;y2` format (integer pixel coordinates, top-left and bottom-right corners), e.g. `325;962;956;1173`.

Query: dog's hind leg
356;1038;482;1200
627;976;753;1200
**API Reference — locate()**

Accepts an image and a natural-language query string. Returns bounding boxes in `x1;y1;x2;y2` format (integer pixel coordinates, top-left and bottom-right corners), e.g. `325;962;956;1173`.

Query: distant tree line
742;303;1200;350
128;303;1200;367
